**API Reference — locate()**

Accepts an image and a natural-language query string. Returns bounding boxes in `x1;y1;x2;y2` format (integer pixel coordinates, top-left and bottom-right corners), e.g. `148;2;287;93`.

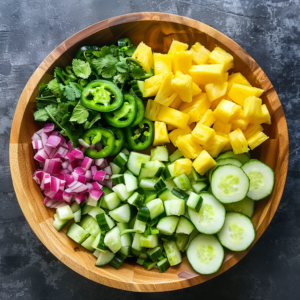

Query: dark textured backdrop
1;0;299;299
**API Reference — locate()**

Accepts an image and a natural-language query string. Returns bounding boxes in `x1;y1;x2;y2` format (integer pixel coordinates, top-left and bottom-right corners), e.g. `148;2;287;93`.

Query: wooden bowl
9;12;289;292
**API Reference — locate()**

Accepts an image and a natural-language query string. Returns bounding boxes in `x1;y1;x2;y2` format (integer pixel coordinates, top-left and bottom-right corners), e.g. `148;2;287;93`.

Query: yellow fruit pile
132;40;271;175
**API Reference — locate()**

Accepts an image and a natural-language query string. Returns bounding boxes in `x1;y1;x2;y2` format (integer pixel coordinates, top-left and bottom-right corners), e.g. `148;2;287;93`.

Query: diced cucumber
111;174;125;184
171;188;189;201
217;212;255;251
88;207;104;219
139;178;158;190
151;146;169;162
81;215;101;237
127;152;151;176
241;159;274;201
163;241;182;266
131;80;145;98
144;190;157;204
92;232;108;251
104;227;122;253
82;204;94;215
53;214;69;231
134;219;146;233
57;205;74;221
120;246;131;257
124;174;138;192
70;202;80;213
132;233;144;251
109;204;132;223
188;192;225;234
95;250;115;267
211;165;250;203
137;258;145;265
147;246;163;262
169;149;184;163
158;188;180;201
112;183;133;201
224;197;255;218
93;249;100;258
96;213;115;232
81;235;96;252
191;181;207;194
164;178;177;191
110;162;122;175
139;160;165;179
184;229;198;251
146;199;164;219
157;216;179;235
109;252;127;269
176;216;195;235
154;178;166;191
124;169;133;175
137;204;150;222
173;173;191;190
187;234;224;274
143;260;157;270
162;162;175;179
121;148;130;155
113;152;128;168
127;191;144;208
175;234;189;251
164;199;185;216
73;209;81;223
67;223;90;244
186;192;203;213
102;192;121;210
140;235;159;248
157;257;170;273
191;167;207;182
217;150;250;164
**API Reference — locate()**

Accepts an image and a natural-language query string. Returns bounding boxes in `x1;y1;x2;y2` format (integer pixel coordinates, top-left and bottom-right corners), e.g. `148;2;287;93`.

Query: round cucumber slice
217;150;250;164
241;159;275;201
217;212;255;251
187;234;224;275
211;165;250;203
188;192;225;234
224;197;255;218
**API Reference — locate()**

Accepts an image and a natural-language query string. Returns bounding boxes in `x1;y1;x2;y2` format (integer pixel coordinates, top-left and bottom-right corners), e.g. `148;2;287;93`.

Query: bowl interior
10;15;288;292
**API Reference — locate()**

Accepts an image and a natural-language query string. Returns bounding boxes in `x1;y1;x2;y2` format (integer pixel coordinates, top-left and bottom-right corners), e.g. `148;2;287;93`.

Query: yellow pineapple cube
191;123;216;146
190;42;211;65
213;99;242;123
168;126;192;145
168;40;189;55
167;124;177;131
153;122;170;146
216;131;232;151
213;120;232;134
157;106;190;129
189;64;225;85
143;74;164;97
145;100;162;121
175;71;201;96
228;83;264;107
256;104;271;125
132;42;153;73
172;51;193;75
247;131;269;150
199;109;216;127
171;74;193;103
154;72;175;106
210;98;222;111
174;159;193;176
169;95;182;109
180;93;211;124
227;72;251;92
203;134;229;157
243;124;264;140
229;128;249;154
231;118;249;131
176;134;203;159
153;53;172;75
205;81;228;102
192;150;217;175
244;96;262;124
208;47;234;71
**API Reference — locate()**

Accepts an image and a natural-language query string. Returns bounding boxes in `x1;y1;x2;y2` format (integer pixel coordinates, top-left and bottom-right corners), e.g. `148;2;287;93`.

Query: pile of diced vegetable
31;38;275;275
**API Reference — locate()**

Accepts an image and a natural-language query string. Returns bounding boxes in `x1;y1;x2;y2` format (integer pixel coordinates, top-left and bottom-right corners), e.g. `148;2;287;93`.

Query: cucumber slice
176;216;195;235
175;234;189;251
113;152;128;168
164;199;185;216
81;204;94;215
112;183;133;201
109;252;127;269
53;214;69;231
158;188;180;201
162;162;176;179
191;167;207;182
140;235;159;248
217;150;250;164
211;165;250;203
121;148;130;155
191;181;207;194
134;219;146;233
139;178;158;190
127;191;144;208
241;159;274;201
102;192;121;210
111;174;125;184
187;234;224;275
57;205;74;221
66;223;90;244
154;178;166;191
171;188;189;201
169;149;184;163
164;178;177;191
157;257;170;273
146;198;164;219
163;241;182;266
88;207;104;219
131;80;145;98
132;233;144;251
73;209;81;223
187;192;203;213
109;204;132;223
173;173;191;190
95;250;115;266
110;162;122;175
224;197;255;218
80;215;101;237
124;174;138;193
188;192;225;234
151;146;169;162
143;260;157;270
137;204;150;222
147;246;163;262
92;232;108;251
104;227;122;253
127;152;151;176
70;202;80;213
157;216;179;235
217;212;255;251
96;213;115;232
144;190;157;204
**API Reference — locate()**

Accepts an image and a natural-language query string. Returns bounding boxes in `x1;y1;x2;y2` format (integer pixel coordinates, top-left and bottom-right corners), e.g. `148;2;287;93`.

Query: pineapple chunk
176;134;203;159
174;159;193;176
256;104;271;125
169;95;182;109
172;51;192;75
145;100;162;121
244;96;262;124
190;42;211;65
153;53;172;75
192;150;217;175
229;128;249;154
171;74;193;103
231;118;249;131
153;122;170;146
243;124;264;140
205;81;228;102
169;126;192;145
180;93;211;124
208;47;234;71
216;131;232;151
157;106;190;129
227;72;251;91
210;98;222;111
213;99;242;123
143;74;164;97
175;71;201;96
247;131;269;150
168;40;189;55
189;64;225;85
213;120;232;134
132;42;153;73
154;72;175;106
191;123;216;147
168;124;177;131
199;109;216;127
228;83;264;107
203;134;229;157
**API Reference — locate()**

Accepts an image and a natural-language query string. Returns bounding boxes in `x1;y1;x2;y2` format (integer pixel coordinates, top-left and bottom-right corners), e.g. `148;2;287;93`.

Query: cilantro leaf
69;102;89;124
48;78;62;96
125;45;137;57
83;111;101;129
113;73;128;84
101;65;117;78
131;66;146;79
116;57;128;73
56;102;75;122
69;82;82;98
91;55;118;77
72;59;91;79
59;84;76;101
34;104;58;122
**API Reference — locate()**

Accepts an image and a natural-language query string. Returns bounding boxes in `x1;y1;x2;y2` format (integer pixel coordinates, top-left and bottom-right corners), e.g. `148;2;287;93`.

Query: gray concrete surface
1;0;300;299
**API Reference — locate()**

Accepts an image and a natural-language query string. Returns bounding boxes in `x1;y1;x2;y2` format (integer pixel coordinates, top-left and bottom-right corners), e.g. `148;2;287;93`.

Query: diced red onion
75;193;87;204
32;140;43;150
67;141;74;151
31;132;41;141
91;182;103;190
86;182;93;191
33;170;44;185
65;152;75;161
65;181;88;194
67;164;73;173
50;176;60;193
52;146;68;159
65;175;75;186
34;149;49;163
41;131;49;146
71;148;84;159
57;173;65;181
70;160;79;170
43;123;55;132
77;175;86;184
94;158;104;167
62;161;70;169
53;189;64;201
58;169;70;175
103;165;112;176
46;135;61;148
43;159;62;175
74;167;85;175
60;180;66;191
50;131;59;136
105;179;113;190
93;170;106;182
91;166;97;176
85;170;92;181
63;191;73;203
104;175;110;180
42;173;51;190
90;144;96;149
44;188;56;198
81;157;93;172
78;144;86;153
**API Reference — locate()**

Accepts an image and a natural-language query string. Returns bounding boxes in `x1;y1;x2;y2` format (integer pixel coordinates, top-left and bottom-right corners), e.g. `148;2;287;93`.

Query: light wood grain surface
9;12;289;292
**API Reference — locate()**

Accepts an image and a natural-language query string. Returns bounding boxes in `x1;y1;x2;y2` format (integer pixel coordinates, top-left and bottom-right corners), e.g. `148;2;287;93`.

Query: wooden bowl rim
9;12;289;292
